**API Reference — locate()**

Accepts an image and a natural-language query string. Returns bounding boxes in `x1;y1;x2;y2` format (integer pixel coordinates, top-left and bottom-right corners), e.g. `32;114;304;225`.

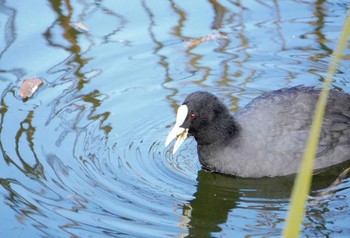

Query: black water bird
165;87;350;177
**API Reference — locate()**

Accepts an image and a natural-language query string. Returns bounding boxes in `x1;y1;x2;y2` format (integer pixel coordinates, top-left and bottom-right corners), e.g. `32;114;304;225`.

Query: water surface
0;0;349;237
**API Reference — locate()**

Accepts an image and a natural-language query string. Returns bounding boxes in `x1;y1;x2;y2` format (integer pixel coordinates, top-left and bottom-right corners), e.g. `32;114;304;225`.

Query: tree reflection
0;0;122;234
0;0;348;237
0;0;16;59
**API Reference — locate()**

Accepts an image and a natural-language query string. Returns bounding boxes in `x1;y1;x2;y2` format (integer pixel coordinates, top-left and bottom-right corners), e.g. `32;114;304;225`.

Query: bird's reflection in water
179;161;350;237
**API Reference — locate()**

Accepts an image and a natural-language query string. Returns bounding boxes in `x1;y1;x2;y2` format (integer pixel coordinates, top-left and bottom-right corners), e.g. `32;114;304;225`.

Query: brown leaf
342;54;350;60
19;78;43;99
186;38;203;49
186;31;228;49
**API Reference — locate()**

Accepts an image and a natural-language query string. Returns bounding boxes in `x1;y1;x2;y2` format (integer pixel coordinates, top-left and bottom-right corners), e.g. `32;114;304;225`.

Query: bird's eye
189;114;196;120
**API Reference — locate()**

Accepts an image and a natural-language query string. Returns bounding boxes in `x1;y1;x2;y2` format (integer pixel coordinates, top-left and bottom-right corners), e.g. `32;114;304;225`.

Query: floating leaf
186;30;228;49
71;22;89;32
19;78;43;100
342;54;350;60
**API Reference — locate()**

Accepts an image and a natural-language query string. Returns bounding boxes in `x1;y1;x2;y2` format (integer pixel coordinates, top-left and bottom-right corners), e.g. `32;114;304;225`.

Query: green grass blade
283;10;350;238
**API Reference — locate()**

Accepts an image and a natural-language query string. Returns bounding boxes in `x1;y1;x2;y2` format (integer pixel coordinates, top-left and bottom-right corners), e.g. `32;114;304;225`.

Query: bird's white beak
165;105;189;154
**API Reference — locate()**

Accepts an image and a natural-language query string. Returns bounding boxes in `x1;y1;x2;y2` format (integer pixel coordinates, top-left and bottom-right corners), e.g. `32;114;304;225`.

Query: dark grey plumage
176;87;350;177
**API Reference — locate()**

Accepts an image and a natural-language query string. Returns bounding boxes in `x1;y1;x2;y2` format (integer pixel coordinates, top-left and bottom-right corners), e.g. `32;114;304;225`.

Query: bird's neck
195;115;242;175
195;115;240;146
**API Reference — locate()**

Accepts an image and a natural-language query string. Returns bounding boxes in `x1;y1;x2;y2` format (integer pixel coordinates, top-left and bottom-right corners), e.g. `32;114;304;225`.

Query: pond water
1;0;350;237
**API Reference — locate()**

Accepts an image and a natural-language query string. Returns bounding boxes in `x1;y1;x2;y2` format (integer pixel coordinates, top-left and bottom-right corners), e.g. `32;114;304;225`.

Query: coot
165;87;350;177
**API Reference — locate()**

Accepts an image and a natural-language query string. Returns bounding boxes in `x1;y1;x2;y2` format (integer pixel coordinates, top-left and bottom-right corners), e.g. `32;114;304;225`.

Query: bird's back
229;86;350;177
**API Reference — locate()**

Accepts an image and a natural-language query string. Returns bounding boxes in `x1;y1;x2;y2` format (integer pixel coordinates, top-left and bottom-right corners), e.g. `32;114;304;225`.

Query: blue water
0;0;349;237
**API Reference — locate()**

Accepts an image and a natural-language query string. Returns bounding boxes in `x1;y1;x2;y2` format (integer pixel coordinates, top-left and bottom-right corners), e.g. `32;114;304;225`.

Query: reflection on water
0;0;349;237
181;164;350;237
